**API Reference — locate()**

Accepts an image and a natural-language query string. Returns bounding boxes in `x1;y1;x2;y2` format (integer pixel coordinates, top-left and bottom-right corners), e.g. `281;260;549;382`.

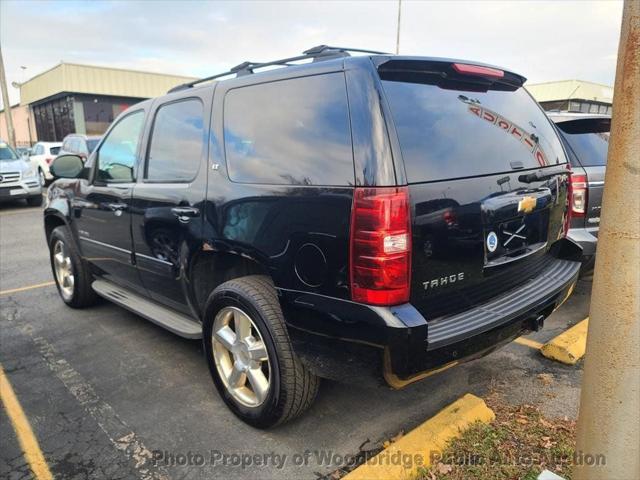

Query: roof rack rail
167;45;390;93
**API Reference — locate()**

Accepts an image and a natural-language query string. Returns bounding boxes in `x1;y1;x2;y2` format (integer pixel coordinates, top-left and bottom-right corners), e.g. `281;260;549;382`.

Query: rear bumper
283;256;580;387
568;227;598;257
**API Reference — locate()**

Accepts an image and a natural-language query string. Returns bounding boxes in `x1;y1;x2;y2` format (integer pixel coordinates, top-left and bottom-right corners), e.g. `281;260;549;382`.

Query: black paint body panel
44;54;581;384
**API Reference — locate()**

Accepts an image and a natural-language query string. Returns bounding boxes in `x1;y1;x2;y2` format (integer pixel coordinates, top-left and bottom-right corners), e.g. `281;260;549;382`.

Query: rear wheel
49;226;98;308
203;275;319;428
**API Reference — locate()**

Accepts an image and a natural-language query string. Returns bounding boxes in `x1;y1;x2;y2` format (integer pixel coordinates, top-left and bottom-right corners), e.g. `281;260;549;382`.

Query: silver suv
548;113;610;272
0;141;43;207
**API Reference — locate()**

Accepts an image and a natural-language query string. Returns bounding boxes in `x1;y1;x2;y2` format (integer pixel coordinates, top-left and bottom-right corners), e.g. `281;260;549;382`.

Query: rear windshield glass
559;131;609;167
50;146;61;155
380;74;567;183
554;119;609;167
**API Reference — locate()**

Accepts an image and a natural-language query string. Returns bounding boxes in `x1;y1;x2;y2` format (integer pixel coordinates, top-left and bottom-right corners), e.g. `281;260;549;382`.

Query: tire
27;194;43;207
38;168;46;187
49;226;98;308
203;275;319;428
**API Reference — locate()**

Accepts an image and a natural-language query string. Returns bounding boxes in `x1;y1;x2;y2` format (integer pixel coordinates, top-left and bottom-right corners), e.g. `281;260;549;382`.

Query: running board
92;280;202;339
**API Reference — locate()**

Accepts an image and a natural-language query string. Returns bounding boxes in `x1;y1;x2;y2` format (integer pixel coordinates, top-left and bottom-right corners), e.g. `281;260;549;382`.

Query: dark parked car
57;133;101;161
44;46;581;428
548;113;609;273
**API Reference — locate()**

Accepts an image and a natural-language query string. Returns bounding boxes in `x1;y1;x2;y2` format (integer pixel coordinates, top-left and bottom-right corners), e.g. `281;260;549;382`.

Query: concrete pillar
574;1;640;479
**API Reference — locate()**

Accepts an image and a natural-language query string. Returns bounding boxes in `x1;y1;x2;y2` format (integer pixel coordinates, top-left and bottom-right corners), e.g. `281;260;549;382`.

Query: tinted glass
224;73;354;186
86;139;100;153
381;80;567;183
96;110;145;183
50;146;61;155
146;99;204;182
560;131;609;167
0;142;19;161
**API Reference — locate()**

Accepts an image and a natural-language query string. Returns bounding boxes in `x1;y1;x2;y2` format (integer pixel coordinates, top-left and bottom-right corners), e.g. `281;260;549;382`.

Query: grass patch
417;394;576;480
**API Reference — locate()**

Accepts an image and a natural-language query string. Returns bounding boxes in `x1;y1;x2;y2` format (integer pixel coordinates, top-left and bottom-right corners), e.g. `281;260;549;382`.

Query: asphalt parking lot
0;200;592;480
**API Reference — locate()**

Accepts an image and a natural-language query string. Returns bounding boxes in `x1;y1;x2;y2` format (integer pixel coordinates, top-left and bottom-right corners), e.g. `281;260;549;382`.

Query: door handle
171;207;199;223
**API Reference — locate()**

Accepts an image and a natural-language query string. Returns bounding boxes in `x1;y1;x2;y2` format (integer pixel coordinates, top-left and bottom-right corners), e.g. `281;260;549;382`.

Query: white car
0;141;43;206
29;141;62;186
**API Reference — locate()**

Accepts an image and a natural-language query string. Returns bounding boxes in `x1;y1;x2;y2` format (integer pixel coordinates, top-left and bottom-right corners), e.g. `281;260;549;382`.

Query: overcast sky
0;0;624;108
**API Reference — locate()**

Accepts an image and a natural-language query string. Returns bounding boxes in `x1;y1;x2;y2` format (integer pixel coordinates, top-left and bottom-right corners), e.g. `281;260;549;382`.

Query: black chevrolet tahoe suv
44;46;581;428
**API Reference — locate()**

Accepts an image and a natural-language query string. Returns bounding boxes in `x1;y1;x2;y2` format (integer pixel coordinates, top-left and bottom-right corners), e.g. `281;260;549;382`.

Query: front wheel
49;226;98;308
38;168;47;187
203;276;319;428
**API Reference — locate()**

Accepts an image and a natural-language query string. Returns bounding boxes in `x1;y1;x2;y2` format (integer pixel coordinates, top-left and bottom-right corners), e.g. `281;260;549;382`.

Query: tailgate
378;59;570;319
408;172;568;319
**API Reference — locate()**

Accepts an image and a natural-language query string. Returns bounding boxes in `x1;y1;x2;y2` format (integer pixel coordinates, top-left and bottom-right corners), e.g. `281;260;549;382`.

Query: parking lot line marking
541;317;589;365
514;336;544;350
344;393;495;480
27;333;169;480
0;363;54;480
0;281;55;296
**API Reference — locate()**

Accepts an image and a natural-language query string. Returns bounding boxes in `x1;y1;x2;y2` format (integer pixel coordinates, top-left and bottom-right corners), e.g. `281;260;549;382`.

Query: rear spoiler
373;57;527;92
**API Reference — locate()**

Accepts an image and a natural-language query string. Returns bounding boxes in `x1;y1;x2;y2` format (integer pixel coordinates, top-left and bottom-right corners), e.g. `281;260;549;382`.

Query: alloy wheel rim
53;240;74;300
212;306;271;408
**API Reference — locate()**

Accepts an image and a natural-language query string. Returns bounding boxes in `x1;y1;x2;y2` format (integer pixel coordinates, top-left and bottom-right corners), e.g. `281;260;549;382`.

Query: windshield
0;143;19;161
380;72;567;183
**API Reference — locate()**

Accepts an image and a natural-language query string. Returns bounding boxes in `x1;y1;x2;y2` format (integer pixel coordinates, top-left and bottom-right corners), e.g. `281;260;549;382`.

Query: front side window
96;110;145;183
223;73;354;186
146;99;204;182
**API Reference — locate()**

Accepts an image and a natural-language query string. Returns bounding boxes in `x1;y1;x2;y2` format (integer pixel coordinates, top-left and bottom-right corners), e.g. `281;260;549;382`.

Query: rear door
377;59;570;318
131;91;211;315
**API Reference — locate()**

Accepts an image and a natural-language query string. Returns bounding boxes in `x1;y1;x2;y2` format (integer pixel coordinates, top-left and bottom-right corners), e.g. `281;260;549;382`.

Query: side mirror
50;155;84;179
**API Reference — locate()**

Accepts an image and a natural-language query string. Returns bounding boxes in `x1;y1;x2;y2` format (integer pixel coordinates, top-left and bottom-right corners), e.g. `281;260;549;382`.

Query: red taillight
452;63;504;79
45;157;53;165
349;186;411;306
570;173;588;218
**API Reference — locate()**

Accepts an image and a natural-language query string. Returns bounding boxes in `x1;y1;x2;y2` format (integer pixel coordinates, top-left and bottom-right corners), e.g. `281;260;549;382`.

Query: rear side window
223;73;354;186
49;146;60;155
555;119;609;167
380;74;567;183
146;99;204;182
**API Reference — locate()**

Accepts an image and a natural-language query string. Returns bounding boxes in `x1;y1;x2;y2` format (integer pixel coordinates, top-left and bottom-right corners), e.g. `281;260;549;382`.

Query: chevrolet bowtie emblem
518;196;537;213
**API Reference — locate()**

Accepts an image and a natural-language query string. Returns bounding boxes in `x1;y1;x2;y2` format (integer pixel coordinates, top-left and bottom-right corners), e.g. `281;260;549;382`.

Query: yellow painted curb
343;394;495;480
541;318;589;365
